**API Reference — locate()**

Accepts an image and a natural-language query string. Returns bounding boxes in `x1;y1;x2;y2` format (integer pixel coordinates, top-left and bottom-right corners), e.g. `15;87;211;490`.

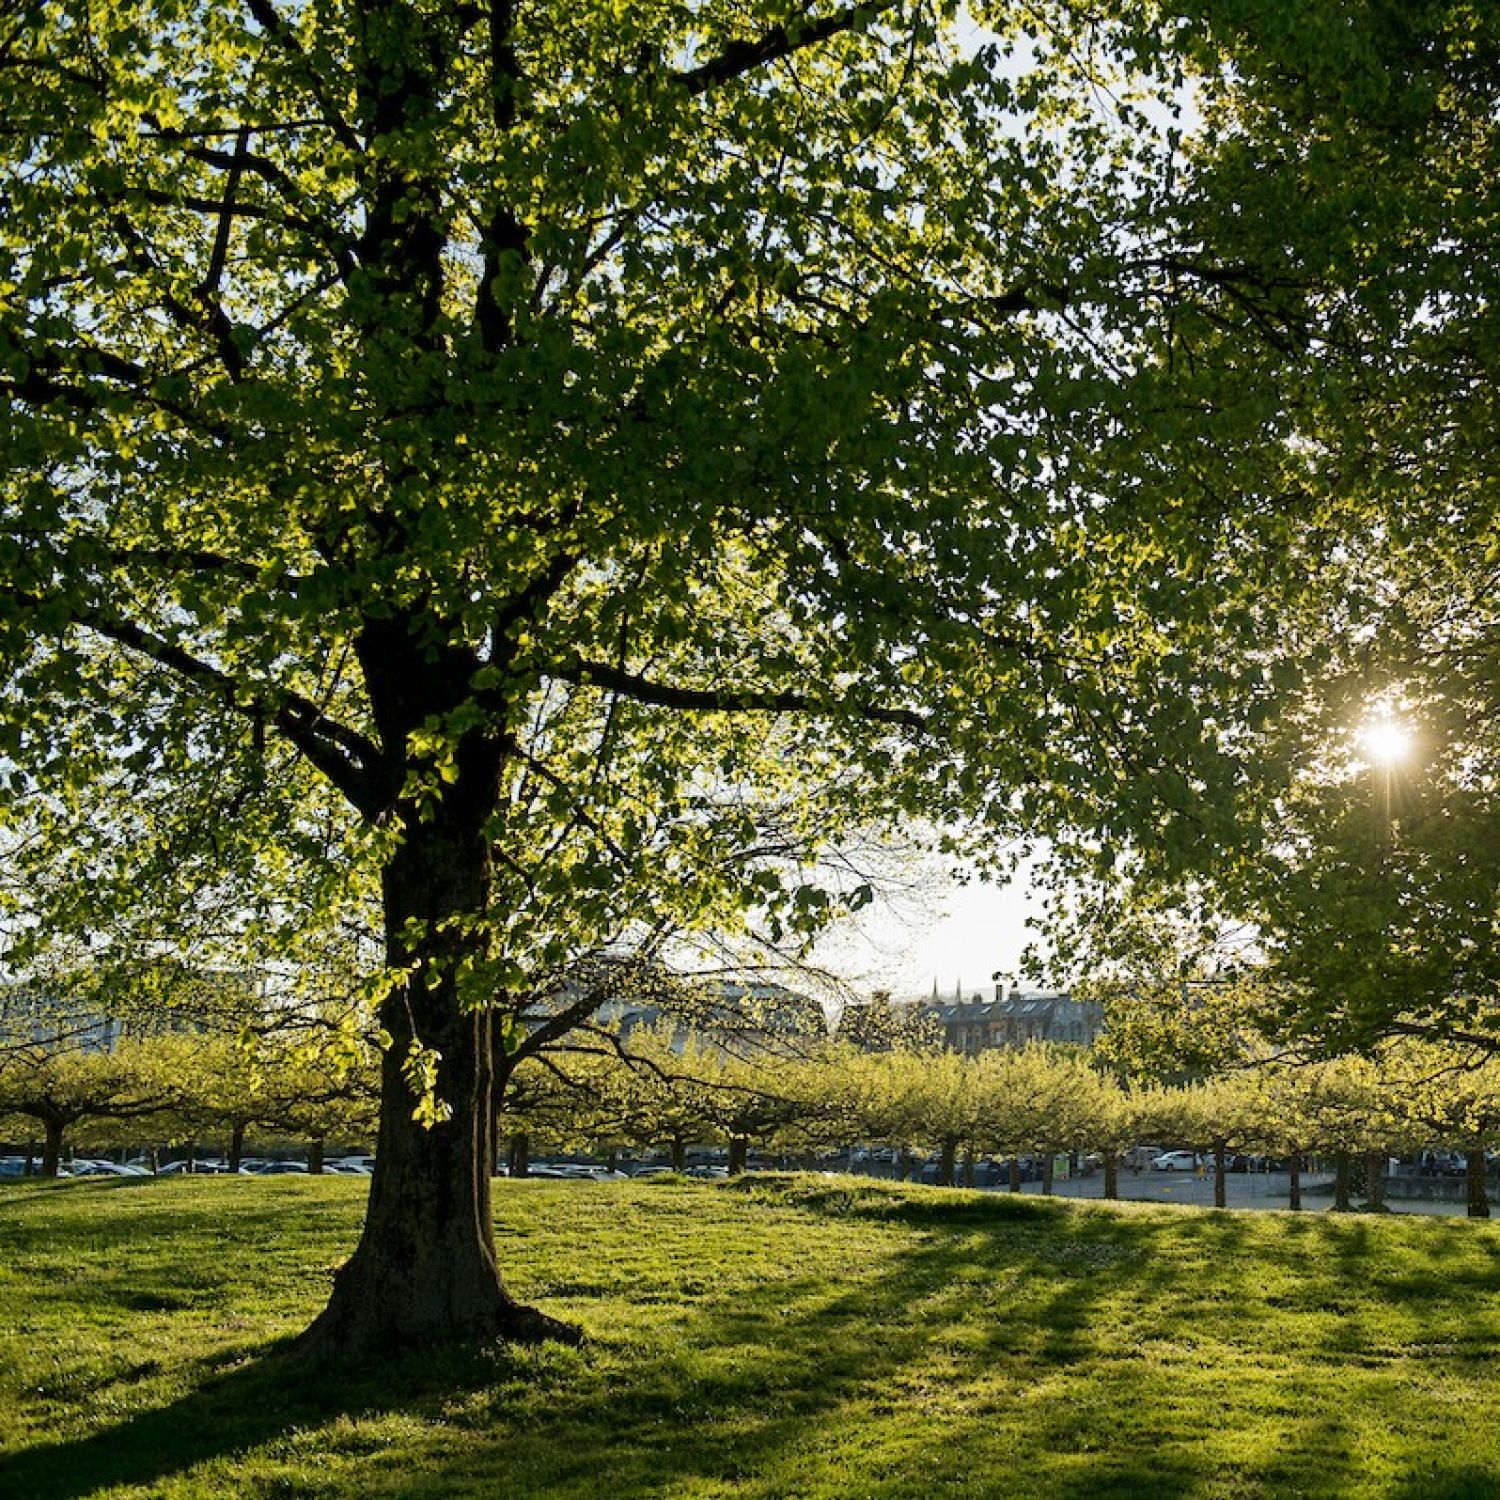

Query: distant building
0;990;121;1054
569;970;828;1057
844;980;1103;1053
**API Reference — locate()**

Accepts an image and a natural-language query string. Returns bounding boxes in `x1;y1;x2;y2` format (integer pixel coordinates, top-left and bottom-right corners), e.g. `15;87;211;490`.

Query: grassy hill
1;1174;1498;1499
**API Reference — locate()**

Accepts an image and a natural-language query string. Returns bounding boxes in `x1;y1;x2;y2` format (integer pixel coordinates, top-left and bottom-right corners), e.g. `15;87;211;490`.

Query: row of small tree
9;1007;1499;1221
0;1028;377;1176
500;1032;1500;1217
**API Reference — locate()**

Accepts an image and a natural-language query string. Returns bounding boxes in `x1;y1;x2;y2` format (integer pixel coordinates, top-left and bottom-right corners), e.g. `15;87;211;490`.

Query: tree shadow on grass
0;1336;582;1500
5;1177;1500;1500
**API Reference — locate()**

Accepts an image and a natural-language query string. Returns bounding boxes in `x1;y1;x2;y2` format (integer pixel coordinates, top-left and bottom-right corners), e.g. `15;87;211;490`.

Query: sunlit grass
2;1174;1498;1497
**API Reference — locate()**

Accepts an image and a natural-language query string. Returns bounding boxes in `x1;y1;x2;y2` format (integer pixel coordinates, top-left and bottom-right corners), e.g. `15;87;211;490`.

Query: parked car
158;1159;234;1175
69;1159;150;1177
324;1159;373;1175
1149;1151;1201;1172
684;1164;729;1180
0;1156;29;1178
249;1160;310;1175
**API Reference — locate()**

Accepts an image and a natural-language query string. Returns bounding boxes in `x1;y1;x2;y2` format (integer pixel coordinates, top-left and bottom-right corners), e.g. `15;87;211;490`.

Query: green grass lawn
2;1175;1499;1499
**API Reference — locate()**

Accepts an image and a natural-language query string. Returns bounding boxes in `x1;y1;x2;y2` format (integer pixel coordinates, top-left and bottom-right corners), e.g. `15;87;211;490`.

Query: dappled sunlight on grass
2;1173;1499;1497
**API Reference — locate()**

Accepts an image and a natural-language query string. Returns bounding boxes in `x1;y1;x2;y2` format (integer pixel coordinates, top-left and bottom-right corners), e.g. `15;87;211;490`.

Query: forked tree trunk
294;801;578;1358
1467;1147;1490;1219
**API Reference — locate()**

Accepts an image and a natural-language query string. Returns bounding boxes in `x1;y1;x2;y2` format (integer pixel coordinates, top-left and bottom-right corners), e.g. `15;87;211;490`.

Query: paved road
982;1168;1490;1217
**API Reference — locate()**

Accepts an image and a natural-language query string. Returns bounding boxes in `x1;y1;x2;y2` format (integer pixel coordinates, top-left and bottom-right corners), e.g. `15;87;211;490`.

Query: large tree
1045;0;1500;1060
1;0;1286;1352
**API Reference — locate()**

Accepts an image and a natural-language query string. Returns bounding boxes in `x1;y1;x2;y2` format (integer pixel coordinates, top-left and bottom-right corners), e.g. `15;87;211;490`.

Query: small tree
0;1035;179;1176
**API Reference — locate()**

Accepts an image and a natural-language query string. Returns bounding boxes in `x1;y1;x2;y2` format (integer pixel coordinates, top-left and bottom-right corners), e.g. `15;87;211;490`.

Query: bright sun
1358;718;1413;768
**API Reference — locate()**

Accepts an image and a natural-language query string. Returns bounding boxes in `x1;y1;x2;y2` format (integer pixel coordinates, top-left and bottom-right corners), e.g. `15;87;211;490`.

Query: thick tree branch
244;0;363;154
675;2;897;97
474;0;527;351
111;210;246;381
555;658;928;730
39;603;387;815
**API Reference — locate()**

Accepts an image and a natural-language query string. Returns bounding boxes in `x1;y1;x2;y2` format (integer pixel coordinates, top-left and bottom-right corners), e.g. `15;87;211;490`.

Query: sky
811;857;1044;1002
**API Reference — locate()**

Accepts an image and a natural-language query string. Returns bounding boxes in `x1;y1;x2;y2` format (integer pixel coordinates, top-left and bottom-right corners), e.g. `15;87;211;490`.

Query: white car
1150;1151;1200;1172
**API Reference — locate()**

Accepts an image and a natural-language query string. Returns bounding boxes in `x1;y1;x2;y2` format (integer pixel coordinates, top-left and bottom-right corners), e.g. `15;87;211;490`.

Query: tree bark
1042;1152;1054;1196
508;1132;530;1178
41;1117;64;1178
309;1136;325;1175
1467;1146;1490;1219
229;1122;246;1174
1288;1151;1302;1212
938;1137;956;1187
727;1137;748;1176
1333;1151;1352;1212
671;1134;687;1172
1009;1157;1022;1193
294;790;578;1357
1364;1149;1385;1209
1103;1152;1119;1201
961;1146;975;1189
1213;1141;1227;1209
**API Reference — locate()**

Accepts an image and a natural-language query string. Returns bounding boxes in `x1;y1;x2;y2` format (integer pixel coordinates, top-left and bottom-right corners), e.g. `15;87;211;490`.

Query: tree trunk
294;793;577;1358
185;1138;196;1172
727;1137;748;1177
1364;1149;1385;1209
309;1136;325;1175
41;1117;64;1178
961;1146;975;1189
1333;1151;1352;1212
1288;1152;1302;1212
898;1147;912;1182
508;1131;530;1179
938;1138;956;1187
24;1140;36;1177
1467;1146;1490;1219
671;1134;687;1173
1009;1157;1022;1193
229;1122;246;1174
1103;1152;1119;1201
1213;1141;1227;1209
1042;1152;1054;1196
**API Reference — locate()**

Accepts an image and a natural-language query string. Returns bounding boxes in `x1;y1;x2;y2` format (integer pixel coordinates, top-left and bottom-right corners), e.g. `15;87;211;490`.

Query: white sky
811;858;1043;1001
